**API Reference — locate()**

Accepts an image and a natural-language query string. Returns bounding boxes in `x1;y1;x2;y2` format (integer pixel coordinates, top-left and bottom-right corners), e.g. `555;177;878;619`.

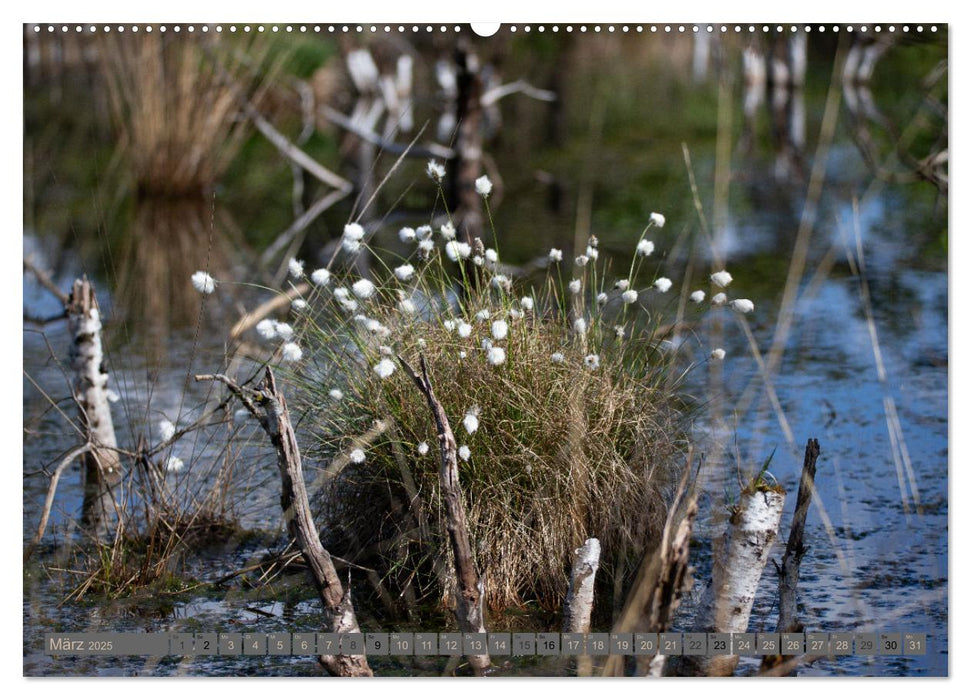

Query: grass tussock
241;180;728;611
98;30;272;198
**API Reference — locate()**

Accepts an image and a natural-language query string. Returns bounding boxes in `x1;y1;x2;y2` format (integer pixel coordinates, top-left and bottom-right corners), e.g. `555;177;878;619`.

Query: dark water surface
23;29;947;676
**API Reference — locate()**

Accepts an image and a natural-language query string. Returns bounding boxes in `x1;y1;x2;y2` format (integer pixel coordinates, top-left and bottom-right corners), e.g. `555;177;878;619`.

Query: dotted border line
28;24;941;35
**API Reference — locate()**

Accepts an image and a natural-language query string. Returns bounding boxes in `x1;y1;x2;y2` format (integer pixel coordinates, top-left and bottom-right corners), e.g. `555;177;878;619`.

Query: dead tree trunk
399;354;491;675
67;277;123;536
682;483;786;676
762;438;820;674
450;40;485;248
196;368;372;677
564;537;601;677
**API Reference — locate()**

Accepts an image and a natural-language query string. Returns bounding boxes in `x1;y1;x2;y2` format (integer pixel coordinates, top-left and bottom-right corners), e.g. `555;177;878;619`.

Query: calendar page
21;16;948;681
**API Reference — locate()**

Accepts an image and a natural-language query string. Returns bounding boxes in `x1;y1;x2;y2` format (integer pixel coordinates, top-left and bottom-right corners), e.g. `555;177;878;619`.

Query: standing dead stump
67;277;122;536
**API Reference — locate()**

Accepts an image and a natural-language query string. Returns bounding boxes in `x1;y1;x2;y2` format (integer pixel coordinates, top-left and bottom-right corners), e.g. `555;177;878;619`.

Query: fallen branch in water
196;368;372;677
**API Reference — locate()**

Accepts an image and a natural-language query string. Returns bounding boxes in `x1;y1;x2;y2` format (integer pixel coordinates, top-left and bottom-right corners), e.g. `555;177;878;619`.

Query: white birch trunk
67;278;122;532
564;538;601;677
690;489;785;676
564;538;601;633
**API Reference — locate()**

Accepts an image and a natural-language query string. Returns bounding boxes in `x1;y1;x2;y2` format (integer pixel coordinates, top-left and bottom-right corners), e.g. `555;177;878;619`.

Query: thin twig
23;257;69;305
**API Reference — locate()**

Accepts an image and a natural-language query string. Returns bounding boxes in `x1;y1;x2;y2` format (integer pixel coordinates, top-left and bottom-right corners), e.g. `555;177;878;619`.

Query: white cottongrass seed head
191;271;216;294
463;407;480;435
548;248;563;263
584;354;601;370
398;298;417;315
165;456;185;473
417;441;430;456
485;248;498;263
288;258;304;279
491;319;508;340
475;175;493;197
416;225;433;241
445;240;472;261
574;317;587;335
650;212;666;228
274;322;294;341
614;325;626;339
282;342;303;362
159;419;176;443
712;292;728;306
710;348;726;360
586;246;599;260
569;279;582;295
329;388;344;401
426;159;445;182
342;238;362;254
440;221;456;240
654;277;673;293
458;445;472;462
487;346;506;366
350;448;366;464
457;322;473;338
597;292;609;306
690;290;706;303
475;309;491;322
394;264;415;281
398;227;416;243
615;279;630;291
417;239;434;257
575;255;589;267
730;298;755;314
636;239;655;257
352;278;376;299
310;268;331;286
520;296;534;311
710;270;733;288
622;289;639;304
256;319;277;340
373;358;396;379
344;223;365;242
291;298;308;312
551;352;565;364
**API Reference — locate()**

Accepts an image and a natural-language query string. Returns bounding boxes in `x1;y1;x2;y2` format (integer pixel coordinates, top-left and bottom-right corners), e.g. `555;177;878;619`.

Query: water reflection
114;196;237;358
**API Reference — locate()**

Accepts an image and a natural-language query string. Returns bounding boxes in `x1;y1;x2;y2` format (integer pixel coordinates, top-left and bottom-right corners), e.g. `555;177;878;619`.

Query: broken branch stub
196;368;372;677
398;354;491;675
762;438;820;675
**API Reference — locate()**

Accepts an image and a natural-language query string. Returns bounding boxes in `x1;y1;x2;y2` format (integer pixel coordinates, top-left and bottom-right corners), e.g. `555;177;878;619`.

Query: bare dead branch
23;256;69;305
397;353;491;675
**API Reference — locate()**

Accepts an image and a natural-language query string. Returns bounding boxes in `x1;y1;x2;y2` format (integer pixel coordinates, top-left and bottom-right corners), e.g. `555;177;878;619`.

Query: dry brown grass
290;252;691;612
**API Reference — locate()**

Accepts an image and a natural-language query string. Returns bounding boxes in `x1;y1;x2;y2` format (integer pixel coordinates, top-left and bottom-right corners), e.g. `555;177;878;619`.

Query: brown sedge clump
276;201;700;613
